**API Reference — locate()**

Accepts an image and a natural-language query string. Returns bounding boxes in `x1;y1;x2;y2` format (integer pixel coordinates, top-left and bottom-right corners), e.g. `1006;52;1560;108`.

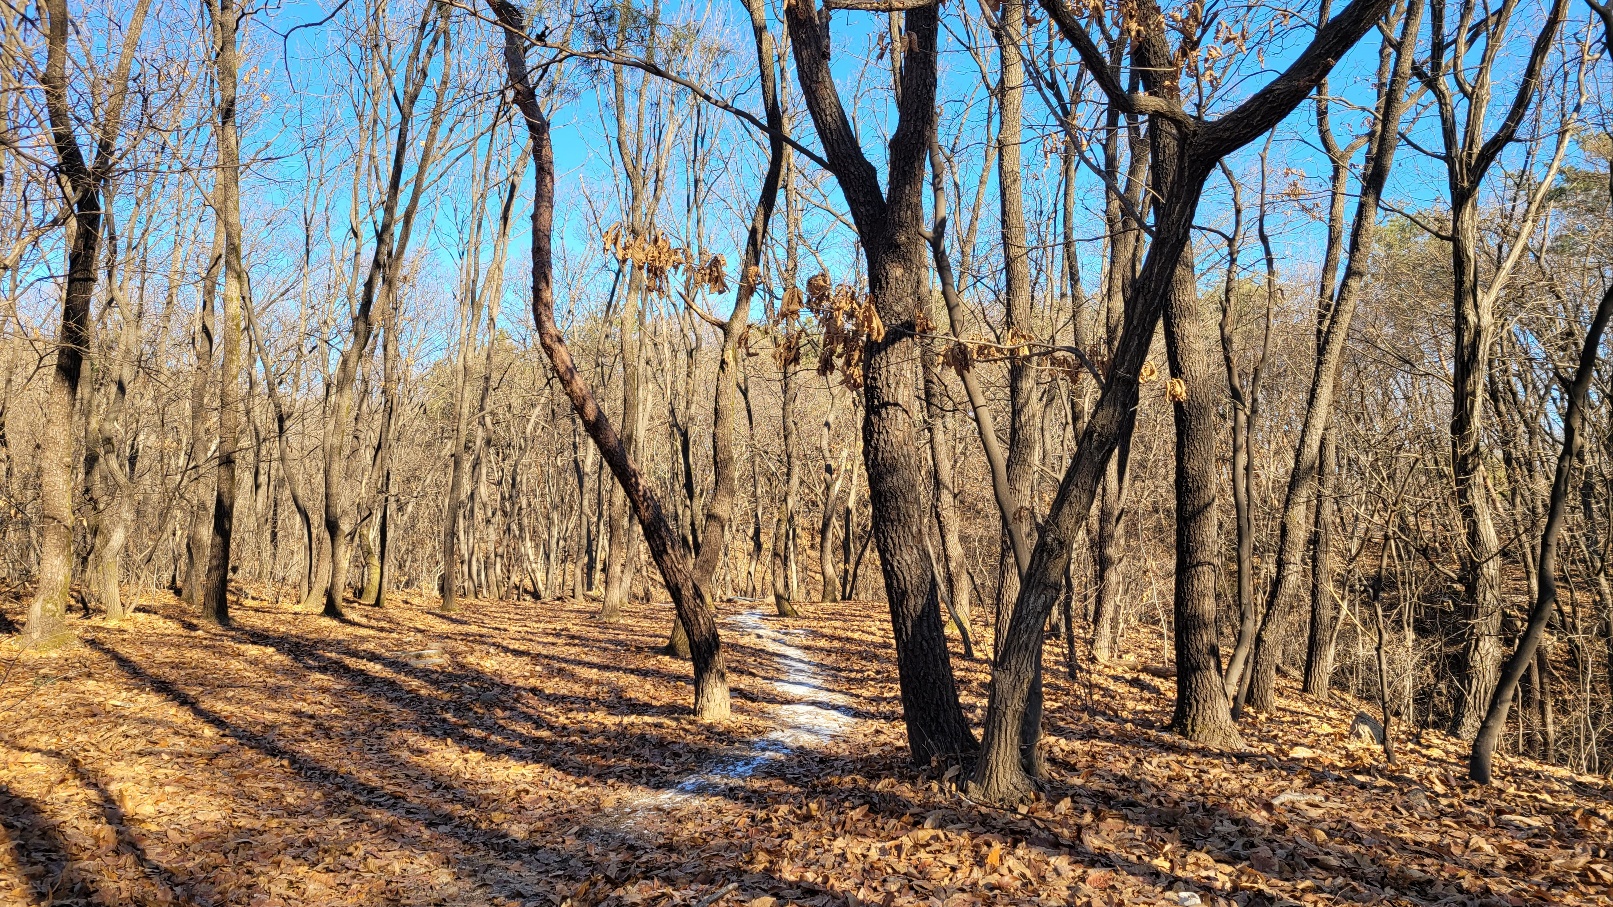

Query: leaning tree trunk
489;0;729;719
1241;0;1421;713
967;0;1396;802
1470;279;1613;781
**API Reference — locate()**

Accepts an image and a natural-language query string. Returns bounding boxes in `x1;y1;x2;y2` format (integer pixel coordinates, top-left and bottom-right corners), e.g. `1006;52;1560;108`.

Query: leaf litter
0;588;1609;907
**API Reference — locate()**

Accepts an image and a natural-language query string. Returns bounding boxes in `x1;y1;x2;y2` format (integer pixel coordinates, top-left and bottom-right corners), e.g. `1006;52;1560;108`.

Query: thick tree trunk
1161;235;1244;747
1446;195;1506;740
785;0;975;761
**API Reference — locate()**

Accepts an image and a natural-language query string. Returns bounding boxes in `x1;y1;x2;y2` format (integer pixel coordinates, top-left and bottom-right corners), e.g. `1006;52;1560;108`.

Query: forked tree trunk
25;0;151;647
967;0;1395;802
785;0;975;761
322;0;450;619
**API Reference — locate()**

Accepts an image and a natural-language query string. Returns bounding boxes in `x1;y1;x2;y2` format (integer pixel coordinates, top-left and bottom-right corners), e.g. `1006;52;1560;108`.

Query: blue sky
225;0;1599;358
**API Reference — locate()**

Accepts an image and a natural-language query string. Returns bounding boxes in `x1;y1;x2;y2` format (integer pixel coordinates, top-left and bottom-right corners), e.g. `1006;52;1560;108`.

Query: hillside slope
1;590;1609;906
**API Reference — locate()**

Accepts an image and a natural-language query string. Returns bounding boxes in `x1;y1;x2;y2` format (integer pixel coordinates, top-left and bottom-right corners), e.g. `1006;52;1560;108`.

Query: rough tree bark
24;0;151;647
967;0;1396;802
784;0;976;761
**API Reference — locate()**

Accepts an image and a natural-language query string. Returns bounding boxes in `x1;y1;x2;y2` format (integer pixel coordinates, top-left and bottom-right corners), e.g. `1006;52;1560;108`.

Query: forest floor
1;588;1611;907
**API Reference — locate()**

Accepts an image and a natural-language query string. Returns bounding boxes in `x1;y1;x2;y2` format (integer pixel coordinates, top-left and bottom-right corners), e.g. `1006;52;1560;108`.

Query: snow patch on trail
603;609;855;827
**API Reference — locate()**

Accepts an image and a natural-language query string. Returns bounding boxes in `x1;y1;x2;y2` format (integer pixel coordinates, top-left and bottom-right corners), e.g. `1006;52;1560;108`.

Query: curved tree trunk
489;0;729;719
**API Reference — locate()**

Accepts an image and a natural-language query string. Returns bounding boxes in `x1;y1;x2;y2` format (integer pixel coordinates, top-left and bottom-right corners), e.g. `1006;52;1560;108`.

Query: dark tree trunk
1161;231;1243;747
201;0;248;626
1304;429;1340;696
25;0;151;647
968;0;1397;801
785;0;975;761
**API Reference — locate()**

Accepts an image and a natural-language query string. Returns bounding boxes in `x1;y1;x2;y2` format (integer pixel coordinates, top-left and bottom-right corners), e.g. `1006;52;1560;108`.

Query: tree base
963;764;1037;806
693;677;730;721
1170;716;1245;750
19;627;74;652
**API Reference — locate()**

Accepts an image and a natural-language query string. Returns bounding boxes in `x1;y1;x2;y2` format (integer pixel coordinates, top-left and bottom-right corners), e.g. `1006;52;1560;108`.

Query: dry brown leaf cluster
770;274;884;389
1;589;1609;907
601;225;727;299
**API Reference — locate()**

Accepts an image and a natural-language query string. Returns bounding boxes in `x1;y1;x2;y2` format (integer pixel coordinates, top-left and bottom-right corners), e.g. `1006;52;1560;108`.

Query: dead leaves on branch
769;273;883;389
601;223;727;299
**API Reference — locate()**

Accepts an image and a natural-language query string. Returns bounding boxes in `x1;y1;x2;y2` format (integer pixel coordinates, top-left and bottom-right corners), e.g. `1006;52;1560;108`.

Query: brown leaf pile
1;589;1609;907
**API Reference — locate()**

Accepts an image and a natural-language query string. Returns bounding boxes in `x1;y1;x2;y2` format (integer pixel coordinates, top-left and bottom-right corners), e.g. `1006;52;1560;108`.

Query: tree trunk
995;0;1039;629
201;0;249;626
25;0;151;646
599;266;643;622
183;225;222;608
969;0;1395;801
1470;280;1612;781
785;0;975;761
1304;428;1340;695
490;0;729;719
1161;232;1244;747
920;298;970;643
1241;0;1421;713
